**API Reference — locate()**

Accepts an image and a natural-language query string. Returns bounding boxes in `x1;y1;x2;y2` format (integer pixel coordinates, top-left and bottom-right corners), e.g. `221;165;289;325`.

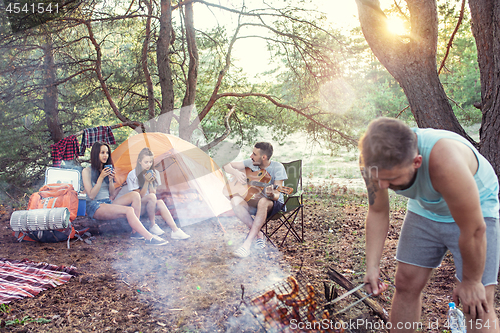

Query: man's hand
235;170;247;184
364;268;388;296
264;185;275;200
453;280;489;321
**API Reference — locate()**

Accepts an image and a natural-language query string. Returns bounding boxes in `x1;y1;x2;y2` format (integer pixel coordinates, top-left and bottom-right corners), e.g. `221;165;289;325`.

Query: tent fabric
111;133;232;226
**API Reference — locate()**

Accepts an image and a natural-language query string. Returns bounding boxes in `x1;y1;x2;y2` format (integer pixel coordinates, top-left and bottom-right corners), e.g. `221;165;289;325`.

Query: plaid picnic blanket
0;258;77;304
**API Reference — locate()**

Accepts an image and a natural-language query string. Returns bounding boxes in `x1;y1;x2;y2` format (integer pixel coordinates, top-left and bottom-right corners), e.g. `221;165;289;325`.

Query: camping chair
262;160;304;247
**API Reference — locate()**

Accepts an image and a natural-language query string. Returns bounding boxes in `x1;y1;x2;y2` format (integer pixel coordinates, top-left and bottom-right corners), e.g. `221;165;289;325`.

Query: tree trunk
179;2;198;141
356;0;474;144
142;0;156;121
43;35;63;143
469;0;500;177
156;0;175;133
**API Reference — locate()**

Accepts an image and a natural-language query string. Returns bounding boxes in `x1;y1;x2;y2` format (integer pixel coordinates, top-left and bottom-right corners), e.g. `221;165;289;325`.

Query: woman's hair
90;142;112;184
358;117;417;170
135;147;157;189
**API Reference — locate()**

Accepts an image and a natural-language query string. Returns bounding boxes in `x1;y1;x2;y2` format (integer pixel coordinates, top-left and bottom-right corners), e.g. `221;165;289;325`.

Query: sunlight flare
386;16;407;35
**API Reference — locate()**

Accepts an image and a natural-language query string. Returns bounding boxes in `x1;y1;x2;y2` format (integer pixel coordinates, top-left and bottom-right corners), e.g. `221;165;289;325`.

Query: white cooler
44;167;86;216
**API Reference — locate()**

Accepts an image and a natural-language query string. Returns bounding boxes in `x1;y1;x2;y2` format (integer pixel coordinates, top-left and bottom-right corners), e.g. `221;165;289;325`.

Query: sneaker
145;235;168;246
149;224;166;236
171;228;191;240
254;238;266;249
130;232;145;240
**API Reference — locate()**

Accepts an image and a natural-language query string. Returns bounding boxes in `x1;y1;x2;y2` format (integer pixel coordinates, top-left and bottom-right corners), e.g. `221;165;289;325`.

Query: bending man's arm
362;167;390;295
430;140;488;321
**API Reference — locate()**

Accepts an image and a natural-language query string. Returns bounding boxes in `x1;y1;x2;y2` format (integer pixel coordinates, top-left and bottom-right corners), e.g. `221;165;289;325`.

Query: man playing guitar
224;142;288;258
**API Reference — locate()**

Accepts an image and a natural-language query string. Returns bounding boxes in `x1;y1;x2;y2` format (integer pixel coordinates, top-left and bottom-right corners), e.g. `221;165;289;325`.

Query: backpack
27;183;79;221
12;226;91;248
10;208;92;247
11;184;91;247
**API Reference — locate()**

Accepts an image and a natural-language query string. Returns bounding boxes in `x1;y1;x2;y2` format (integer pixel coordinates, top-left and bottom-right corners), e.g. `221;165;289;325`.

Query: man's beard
389;169;417;191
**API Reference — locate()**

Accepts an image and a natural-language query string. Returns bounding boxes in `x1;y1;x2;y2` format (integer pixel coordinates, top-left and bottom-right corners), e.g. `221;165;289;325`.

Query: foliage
4;315;51;326
0;0;484;193
436;1;482;125
0;304;10;314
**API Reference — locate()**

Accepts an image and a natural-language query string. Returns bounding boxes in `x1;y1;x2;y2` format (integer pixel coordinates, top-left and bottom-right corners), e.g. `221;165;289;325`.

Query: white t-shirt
127;169;161;195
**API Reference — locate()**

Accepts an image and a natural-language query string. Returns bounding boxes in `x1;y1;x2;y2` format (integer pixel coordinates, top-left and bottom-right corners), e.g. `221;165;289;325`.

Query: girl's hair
135;147;158;189
90;142;112;184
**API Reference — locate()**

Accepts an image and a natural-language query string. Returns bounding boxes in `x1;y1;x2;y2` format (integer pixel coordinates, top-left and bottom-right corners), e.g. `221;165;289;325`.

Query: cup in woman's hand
146;169;155;180
105;165;114;180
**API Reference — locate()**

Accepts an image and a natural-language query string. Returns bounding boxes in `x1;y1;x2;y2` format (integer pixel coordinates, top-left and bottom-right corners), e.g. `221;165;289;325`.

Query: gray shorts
396;211;500;286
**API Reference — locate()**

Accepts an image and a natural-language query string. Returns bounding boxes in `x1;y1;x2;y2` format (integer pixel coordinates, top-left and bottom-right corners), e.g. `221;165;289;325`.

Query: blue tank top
395;128;499;222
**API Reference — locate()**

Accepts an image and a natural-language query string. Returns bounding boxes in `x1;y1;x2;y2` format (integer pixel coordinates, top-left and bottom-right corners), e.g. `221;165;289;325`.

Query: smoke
111;214;292;332
106;105;291;330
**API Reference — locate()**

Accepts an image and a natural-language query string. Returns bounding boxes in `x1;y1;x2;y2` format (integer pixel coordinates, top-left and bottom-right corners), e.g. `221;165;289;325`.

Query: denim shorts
396;211;500;286
86;198;112;219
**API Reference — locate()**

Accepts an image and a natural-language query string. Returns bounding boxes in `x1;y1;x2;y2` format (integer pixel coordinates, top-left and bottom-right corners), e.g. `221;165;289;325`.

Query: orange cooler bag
27;183;79;222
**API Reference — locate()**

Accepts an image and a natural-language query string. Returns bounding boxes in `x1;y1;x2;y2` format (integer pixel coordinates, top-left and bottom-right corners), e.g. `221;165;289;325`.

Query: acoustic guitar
224;167;293;201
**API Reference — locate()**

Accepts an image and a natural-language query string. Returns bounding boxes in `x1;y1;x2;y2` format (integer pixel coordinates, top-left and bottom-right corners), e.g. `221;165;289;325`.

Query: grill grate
244;275;345;333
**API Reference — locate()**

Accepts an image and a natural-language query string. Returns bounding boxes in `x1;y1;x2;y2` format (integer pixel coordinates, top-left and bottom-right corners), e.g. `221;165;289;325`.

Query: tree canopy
0;0;490;195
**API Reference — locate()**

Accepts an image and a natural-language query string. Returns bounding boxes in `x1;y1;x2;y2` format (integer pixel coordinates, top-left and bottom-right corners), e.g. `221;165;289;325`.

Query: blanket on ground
0;258;77;304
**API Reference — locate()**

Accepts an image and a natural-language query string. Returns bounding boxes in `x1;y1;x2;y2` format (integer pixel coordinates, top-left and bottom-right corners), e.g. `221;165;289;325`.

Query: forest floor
1;187;499;333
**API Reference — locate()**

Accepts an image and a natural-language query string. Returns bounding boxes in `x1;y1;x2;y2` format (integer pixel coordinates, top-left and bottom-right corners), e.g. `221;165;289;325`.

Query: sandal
234;246;251;258
255;238;266;249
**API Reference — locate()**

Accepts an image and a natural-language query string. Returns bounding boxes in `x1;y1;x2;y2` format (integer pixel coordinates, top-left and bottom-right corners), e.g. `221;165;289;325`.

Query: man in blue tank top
359;117;499;332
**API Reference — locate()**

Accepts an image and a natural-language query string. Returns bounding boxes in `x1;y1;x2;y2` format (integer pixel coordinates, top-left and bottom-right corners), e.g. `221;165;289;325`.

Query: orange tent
111;133;232;226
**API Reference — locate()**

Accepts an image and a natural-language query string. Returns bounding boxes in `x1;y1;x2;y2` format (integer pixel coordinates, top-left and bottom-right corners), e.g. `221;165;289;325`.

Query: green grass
0;303;10;313
5;315;51;326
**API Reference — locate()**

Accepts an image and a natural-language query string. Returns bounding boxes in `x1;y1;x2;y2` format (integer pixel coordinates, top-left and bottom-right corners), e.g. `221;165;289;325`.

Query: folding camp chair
262;160;304;247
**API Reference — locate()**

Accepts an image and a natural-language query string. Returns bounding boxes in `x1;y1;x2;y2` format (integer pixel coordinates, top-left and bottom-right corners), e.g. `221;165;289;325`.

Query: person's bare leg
156;199;179;232
113;191;142;218
140;193;157;228
467;285;499;333
390;262;433;333
240;198;273;252
230;196;253;229
94;204;154;240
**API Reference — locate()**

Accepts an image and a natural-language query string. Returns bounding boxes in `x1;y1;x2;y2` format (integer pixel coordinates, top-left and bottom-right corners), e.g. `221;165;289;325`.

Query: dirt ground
0;190;499;332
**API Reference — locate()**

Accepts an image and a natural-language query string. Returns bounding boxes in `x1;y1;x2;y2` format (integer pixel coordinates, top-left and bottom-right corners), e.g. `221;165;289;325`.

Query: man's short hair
359;117;417;170
255;142;273;159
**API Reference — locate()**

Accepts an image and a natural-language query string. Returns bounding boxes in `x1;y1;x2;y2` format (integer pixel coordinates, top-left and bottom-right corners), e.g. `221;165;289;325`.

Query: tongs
323;282;373;315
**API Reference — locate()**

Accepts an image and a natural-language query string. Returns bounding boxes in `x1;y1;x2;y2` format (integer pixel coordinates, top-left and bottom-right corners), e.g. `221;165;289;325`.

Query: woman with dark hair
82;142;168;246
126;147;190;240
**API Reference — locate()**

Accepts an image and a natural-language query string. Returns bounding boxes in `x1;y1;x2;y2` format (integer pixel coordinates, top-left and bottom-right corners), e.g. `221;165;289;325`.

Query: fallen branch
326;266;389;323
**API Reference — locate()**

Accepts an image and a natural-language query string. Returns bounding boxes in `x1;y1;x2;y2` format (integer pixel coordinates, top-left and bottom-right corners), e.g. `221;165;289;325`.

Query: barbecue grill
243;274;349;333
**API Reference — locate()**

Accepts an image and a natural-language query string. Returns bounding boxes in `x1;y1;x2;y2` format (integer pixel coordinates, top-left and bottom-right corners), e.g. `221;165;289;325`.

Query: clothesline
72;121;142;137
50;121;144;166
